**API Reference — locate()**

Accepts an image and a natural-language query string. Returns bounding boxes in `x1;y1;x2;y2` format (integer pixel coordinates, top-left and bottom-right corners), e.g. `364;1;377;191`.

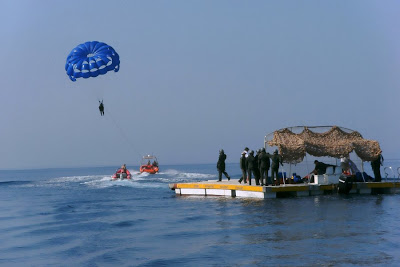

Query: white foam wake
18;168;217;189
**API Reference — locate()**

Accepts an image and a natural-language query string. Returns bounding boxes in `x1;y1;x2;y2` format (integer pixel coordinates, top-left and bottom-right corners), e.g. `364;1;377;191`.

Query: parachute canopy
265;126;382;164
65;41;120;81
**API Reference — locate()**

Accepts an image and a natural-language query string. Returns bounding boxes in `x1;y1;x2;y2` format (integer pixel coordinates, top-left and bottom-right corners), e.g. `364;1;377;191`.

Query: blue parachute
65;41;120;82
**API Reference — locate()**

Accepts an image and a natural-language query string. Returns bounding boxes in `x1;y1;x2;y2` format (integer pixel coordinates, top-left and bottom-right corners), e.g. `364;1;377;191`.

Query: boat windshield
141;155;158;165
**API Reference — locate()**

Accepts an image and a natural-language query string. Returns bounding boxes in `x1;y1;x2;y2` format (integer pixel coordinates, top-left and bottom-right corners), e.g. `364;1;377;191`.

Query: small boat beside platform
169;180;400;199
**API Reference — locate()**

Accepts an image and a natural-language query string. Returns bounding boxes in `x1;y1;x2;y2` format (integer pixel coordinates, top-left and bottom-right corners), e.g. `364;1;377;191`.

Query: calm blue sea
1;163;400;266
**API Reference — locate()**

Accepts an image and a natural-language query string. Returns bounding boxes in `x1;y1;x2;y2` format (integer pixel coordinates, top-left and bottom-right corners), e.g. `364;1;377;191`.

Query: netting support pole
361;160;366;182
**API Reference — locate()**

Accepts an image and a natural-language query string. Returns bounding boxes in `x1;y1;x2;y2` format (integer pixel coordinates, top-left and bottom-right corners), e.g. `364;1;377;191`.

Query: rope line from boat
103;107;142;163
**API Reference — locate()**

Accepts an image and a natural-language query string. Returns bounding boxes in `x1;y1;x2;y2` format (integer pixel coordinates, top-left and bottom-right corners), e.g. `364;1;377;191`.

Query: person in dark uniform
238;151;247;184
371;153;384;182
246;150;260;185
312;160;336;175
99;100;105;116
254;150;261;184
258;148;271;186
217;149;230;182
270;149;283;185
243;147;249;157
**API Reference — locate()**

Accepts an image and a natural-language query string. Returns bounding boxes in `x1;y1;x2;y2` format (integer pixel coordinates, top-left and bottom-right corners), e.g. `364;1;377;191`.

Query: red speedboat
139;155;159;174
112;165;132;180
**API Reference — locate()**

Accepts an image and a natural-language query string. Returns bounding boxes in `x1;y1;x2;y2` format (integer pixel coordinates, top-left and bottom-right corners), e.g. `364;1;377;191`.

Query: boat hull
112;171;131;180
140;165;159;174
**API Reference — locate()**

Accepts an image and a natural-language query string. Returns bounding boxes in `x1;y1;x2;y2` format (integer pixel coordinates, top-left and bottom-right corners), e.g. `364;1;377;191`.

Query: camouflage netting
267;126;381;164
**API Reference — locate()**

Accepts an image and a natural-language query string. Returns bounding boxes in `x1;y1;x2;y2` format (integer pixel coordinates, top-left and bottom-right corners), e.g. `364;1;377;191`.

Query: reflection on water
221;195;398;266
0;166;399;266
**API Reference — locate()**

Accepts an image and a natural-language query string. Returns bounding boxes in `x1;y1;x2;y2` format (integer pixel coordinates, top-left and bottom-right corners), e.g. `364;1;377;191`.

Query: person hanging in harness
99;100;105;116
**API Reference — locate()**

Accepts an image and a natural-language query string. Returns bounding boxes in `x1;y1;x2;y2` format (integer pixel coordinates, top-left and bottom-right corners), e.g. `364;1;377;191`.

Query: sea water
0;163;399;266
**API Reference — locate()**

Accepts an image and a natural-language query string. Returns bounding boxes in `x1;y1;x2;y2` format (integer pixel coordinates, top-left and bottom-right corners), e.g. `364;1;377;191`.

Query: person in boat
152;160;158;167
246;150;260;185
115;164;130;179
371;153;384;182
217;149;230;182
312;160;336;175
340;157;350;174
258;148;271;186
269;149;283;185
98;100;104;116
238;151;247;184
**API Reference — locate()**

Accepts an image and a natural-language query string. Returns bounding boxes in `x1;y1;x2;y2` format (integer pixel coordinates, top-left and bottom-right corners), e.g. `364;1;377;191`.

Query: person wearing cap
269;149;283;185
238;151;247;183
241;147;249;158
217;149;230;182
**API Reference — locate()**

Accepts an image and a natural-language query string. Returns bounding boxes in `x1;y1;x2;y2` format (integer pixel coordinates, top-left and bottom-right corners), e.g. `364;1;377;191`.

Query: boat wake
159;169;215;180
16;169;217;189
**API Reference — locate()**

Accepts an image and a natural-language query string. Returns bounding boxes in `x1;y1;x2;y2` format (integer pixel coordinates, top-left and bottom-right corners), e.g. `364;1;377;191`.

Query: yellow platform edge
169;181;400;195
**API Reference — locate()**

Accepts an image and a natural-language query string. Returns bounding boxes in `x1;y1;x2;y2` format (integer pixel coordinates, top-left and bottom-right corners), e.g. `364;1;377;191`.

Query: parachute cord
103;108;143;164
87;86;104;105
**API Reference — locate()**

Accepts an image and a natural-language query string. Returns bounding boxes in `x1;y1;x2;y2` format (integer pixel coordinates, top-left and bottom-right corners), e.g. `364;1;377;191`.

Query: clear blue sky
1;1;399;169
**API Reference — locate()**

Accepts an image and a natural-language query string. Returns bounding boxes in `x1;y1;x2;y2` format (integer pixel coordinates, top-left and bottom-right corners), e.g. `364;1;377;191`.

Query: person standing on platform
238;151;247;184
270;149;283;185
312;160;336;175
254;150;261;185
259;148;271;186
246;150;260;185
242;147;249;158
371;153;384;182
217;149;230;182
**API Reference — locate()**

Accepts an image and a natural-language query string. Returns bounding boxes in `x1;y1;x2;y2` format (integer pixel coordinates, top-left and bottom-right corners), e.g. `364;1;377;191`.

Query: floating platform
169;180;400;198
